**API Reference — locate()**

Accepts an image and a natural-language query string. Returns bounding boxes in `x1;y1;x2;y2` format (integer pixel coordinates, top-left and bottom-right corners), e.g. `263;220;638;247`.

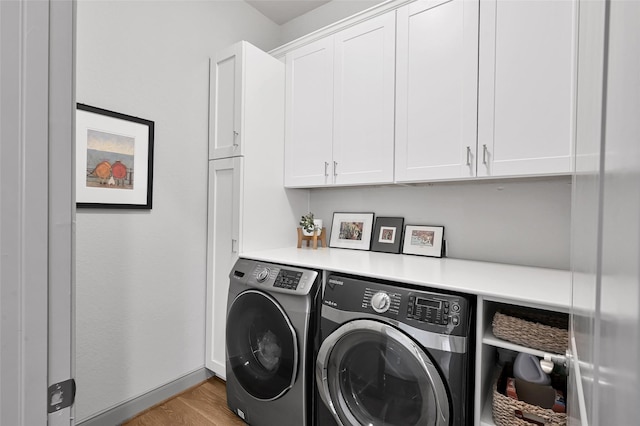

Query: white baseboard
77;368;213;426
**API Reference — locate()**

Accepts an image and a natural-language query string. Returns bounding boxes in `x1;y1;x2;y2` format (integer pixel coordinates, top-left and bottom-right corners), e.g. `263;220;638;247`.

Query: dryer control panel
273;269;304;290
230;259;319;296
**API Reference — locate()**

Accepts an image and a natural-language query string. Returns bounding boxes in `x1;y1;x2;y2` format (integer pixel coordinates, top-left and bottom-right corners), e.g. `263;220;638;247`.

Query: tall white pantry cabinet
205;41;306;378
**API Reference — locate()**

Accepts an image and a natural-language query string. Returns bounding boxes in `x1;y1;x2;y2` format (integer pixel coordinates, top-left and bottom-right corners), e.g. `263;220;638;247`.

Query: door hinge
48;379;76;413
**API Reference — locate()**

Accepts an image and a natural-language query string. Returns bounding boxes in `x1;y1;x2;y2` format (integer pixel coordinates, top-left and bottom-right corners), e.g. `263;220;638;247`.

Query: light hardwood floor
122;377;246;426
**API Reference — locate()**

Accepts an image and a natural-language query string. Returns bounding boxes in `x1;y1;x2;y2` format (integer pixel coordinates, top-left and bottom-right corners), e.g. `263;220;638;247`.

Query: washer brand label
327;278;344;290
323;300;338;307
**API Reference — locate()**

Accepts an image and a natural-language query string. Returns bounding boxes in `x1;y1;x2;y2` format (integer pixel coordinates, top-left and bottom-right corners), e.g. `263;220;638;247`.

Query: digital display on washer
407;295;455;326
416;298;441;309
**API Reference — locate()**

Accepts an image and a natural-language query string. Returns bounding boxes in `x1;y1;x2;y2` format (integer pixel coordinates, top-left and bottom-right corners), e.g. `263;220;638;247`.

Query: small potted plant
300;212;322;236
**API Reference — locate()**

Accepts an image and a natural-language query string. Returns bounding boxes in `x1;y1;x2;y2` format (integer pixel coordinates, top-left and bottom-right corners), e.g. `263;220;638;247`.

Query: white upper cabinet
284;37;334;186
395;0;479;182
477;0;577;177
332;12;396;185
282;0;577;186
210;43;242;159
284;11;396;187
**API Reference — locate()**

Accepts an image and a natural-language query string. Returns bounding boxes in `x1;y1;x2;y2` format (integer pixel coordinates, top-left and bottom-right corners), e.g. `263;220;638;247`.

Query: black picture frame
370;217;404;254
402;225;445;258
75;103;154;209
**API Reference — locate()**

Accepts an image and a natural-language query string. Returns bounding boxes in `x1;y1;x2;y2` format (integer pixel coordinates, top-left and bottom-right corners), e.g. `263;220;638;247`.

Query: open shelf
476;297;570;425
482;327;567;363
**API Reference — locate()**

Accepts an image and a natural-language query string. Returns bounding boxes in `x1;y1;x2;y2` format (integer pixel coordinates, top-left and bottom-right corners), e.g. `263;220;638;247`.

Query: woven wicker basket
492;308;568;354
493;366;567;426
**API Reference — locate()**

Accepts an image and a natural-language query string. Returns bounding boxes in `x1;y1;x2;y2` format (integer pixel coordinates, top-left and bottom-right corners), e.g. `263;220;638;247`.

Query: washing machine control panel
407;294;463;327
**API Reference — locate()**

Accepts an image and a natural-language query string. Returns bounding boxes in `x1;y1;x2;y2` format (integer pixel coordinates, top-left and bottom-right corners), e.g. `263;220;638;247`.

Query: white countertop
240;247;571;310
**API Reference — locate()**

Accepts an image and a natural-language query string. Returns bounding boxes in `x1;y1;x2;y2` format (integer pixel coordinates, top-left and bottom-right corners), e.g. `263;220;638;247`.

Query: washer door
316;319;450;426
226;289;298;401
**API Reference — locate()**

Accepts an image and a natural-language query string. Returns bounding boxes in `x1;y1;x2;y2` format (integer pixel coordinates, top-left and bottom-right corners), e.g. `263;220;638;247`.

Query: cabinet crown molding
269;0;419;58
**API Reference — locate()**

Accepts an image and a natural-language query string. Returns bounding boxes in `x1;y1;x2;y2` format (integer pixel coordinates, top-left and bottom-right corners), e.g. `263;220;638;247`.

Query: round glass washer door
316;319;450;426
226;289;298;401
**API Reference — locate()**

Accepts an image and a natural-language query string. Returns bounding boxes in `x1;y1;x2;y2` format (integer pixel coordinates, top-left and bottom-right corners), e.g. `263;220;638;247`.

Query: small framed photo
329;212;375;251
76;103;155;209
370;217;404;254
402;225;445;258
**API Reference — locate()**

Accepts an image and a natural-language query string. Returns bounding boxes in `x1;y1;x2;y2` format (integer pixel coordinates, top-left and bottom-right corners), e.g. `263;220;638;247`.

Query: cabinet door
332;11;396;185
205;157;242;378
284;37;334;187
395;0;479;182
209;43;242;159
477;0;576;177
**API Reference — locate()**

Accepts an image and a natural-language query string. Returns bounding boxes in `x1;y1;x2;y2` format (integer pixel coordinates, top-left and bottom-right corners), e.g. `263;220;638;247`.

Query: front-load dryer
225;258;320;426
316;274;474;426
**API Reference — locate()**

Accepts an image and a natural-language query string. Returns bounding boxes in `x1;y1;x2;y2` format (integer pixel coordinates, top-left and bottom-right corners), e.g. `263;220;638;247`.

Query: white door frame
48;1;76;425
0;1;75;425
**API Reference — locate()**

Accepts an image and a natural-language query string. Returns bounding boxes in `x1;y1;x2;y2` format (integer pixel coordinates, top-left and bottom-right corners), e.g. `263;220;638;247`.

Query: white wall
75;1;281;421
279;0;384;43
310;178;572;269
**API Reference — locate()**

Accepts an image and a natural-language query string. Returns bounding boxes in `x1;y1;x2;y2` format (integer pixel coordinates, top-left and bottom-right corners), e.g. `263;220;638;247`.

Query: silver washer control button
371;292;391;313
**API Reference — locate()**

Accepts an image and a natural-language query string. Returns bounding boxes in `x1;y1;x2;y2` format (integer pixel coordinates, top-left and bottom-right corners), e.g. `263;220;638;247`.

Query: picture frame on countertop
329;212;375;251
370;217;404;254
76;103;155;209
402;225;445;258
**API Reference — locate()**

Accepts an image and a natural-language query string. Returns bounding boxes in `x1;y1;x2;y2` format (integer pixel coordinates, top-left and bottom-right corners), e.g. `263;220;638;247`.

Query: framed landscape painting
76;104;154;209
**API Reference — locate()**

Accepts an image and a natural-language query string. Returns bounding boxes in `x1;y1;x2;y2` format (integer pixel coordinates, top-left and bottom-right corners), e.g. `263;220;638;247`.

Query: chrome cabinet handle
233;130;239;147
482;144;488;165
324;161;329;177
466;146;471;166
333;161;338;177
231;239;238;253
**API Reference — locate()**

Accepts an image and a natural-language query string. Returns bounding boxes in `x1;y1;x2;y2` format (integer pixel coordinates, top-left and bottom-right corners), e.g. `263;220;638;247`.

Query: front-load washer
225;258;321;426
316;274;474;426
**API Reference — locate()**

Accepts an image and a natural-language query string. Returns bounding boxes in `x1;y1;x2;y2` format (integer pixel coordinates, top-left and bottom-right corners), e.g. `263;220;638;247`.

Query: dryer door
316;319;450;426
226;289;298;401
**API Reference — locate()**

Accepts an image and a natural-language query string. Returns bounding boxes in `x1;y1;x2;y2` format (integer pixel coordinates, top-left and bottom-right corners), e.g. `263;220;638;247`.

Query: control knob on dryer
371;291;391;313
256;268;270;282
